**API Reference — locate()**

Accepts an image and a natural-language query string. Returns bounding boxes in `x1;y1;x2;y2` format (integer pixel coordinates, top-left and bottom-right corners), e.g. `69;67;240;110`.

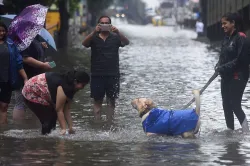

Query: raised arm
111;25;130;46
82;25;101;47
118;31;130;46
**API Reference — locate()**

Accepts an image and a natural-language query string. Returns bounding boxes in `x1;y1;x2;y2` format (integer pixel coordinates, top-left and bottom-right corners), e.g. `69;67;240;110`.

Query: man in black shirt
82;16;129;121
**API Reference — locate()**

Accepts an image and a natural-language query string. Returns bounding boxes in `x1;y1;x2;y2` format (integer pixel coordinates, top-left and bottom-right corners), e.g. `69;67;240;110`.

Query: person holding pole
215;12;250;132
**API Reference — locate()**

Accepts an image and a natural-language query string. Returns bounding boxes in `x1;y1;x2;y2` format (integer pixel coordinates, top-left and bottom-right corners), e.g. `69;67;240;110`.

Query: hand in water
60;129;66;135
68;128;75;134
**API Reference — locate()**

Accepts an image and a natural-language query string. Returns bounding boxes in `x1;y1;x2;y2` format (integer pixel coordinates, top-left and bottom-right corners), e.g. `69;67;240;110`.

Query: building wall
201;0;250;40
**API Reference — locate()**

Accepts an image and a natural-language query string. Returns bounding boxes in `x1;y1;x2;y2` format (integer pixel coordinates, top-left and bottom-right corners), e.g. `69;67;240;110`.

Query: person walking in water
82;16;129;121
215;13;249;132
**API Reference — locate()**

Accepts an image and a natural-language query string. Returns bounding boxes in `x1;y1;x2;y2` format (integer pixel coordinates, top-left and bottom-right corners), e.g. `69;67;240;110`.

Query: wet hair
0;22;8;40
61;69;90;87
97;16;111;24
222;12;244;32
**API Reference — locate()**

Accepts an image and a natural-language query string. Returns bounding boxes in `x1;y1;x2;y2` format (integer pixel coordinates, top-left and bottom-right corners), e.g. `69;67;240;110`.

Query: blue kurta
142;108;199;135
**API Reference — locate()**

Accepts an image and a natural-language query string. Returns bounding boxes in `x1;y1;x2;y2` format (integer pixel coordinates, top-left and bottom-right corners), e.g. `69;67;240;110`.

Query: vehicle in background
115;6;126;18
152;15;163;26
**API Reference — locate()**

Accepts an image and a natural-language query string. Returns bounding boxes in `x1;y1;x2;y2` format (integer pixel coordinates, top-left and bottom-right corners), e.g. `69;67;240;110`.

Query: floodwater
1;20;250;166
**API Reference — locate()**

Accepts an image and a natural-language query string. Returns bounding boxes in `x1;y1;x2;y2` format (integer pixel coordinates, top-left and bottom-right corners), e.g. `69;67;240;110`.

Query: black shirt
22;39;45;78
89;32;124;76
0;42;10;82
45;72;75;104
218;31;249;77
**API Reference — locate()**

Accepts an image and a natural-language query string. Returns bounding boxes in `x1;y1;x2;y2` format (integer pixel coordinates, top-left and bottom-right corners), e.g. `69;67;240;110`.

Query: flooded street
2;22;250;166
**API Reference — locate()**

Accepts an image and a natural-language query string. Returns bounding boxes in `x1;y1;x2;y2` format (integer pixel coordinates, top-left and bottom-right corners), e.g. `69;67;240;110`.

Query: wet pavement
1;21;250;166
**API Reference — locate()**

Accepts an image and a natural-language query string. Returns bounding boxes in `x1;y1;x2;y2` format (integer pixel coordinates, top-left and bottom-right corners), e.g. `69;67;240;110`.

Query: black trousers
25;99;57;135
221;74;248;130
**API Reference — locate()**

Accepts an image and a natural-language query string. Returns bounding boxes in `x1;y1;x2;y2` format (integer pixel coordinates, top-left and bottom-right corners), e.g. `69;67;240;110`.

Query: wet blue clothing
142;108;199;135
6;38;24;89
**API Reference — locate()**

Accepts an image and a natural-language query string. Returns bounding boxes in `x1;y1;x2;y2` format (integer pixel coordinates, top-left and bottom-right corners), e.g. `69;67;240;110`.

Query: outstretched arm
56;86;67;135
64;101;74;134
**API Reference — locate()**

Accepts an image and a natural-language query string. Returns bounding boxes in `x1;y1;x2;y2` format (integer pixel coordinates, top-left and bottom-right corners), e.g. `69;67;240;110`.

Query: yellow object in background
46;11;60;37
152;17;163;26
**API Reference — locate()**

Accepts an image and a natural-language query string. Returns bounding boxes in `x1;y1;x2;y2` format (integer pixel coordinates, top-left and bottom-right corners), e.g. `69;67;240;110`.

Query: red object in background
234;72;239;80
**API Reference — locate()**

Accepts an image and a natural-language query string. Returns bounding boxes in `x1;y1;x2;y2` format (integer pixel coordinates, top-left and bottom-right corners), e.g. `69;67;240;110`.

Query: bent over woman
22;70;90;135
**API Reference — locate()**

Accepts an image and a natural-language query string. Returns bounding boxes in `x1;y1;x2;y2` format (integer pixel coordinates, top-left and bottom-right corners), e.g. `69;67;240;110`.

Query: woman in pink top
22;70;90;135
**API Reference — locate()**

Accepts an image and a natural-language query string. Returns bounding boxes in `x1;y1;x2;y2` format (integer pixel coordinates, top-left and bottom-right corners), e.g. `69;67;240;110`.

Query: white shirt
195;21;204;33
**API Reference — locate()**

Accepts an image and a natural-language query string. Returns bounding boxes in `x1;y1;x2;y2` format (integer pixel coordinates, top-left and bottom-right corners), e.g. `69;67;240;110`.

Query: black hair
222;12;244;32
0;21;8;40
97;16;111;24
62;69;90;86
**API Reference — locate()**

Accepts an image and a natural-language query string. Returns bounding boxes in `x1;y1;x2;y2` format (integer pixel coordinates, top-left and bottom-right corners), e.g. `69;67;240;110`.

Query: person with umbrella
2;4;57;120
13;35;53;120
0;22;28;124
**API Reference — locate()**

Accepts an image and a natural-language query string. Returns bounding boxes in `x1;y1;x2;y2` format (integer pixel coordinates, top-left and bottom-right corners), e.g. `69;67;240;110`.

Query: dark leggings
25;99;57;135
221;75;248;130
